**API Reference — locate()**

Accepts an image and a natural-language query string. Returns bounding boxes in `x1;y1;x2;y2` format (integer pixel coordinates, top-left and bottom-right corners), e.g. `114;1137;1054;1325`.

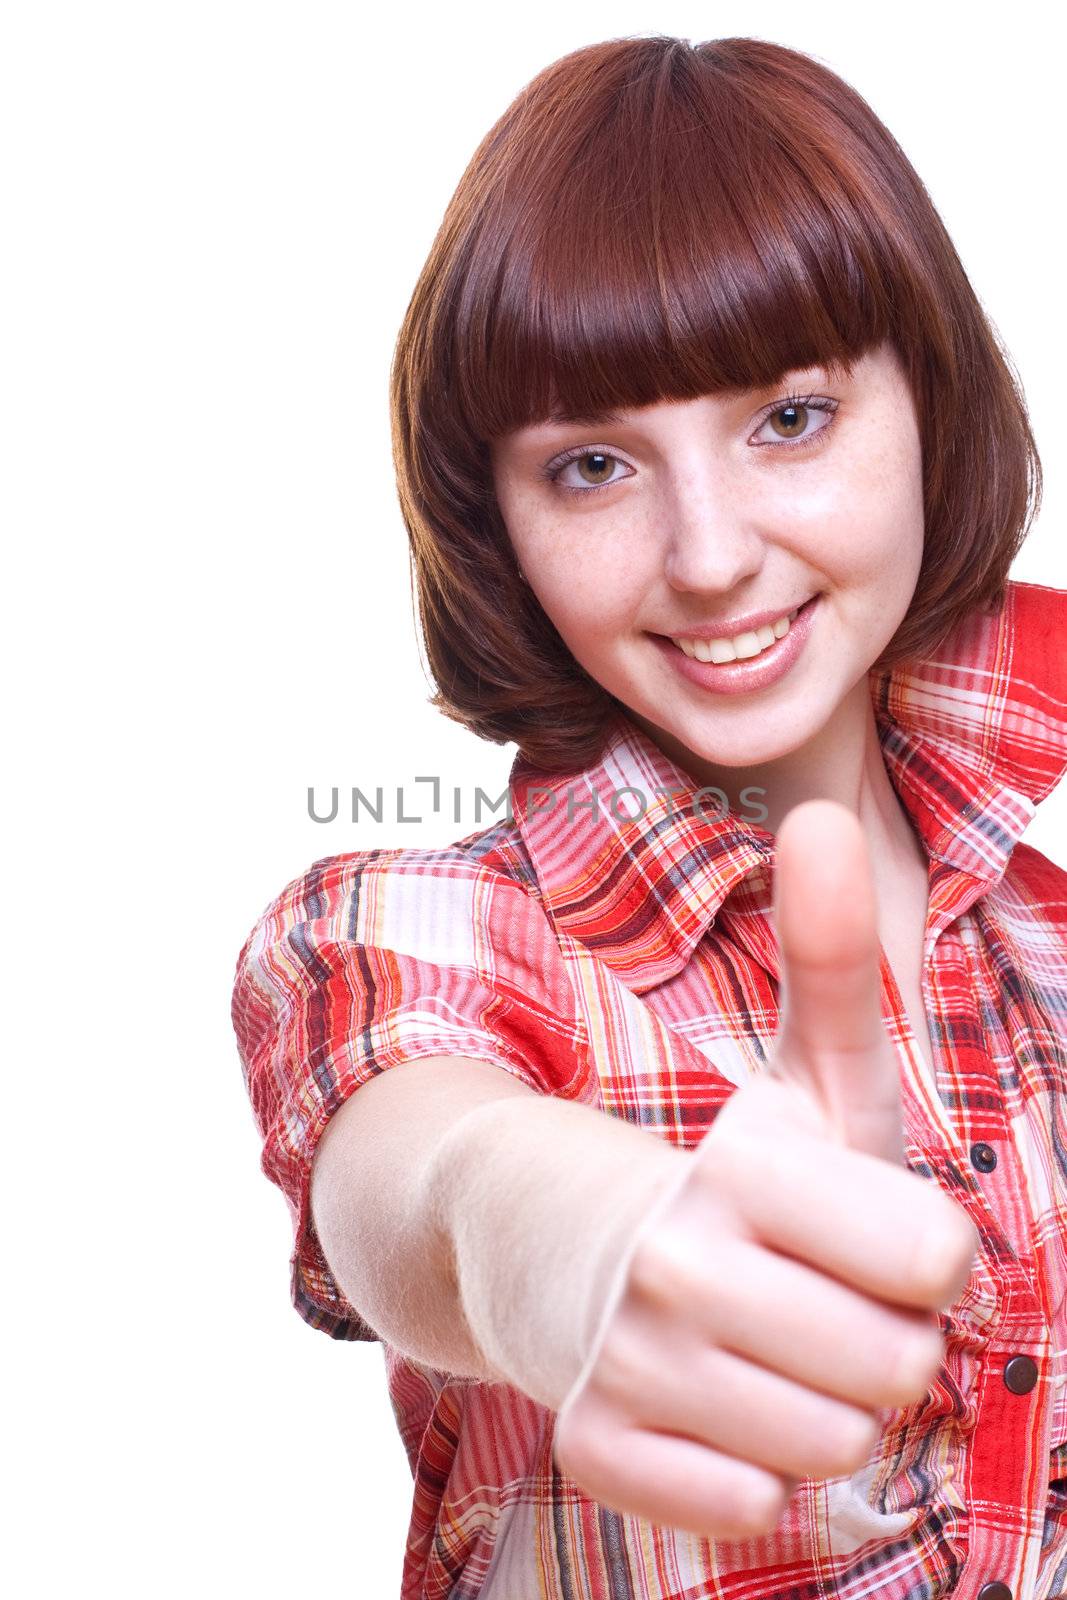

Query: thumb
768;799;906;1166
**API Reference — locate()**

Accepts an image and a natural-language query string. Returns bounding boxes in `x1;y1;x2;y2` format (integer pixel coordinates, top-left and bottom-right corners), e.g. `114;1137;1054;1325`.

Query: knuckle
887;1325;945;1403
590;1316;651;1405
816;1407;880;1477
550;1411;583;1482
552;1404;613;1491
937;1198;979;1263
701;1111;755;1193
838;1409;881;1472
950;1216;982;1286
625;1231;672;1312
908;1204;978;1305
627;1228;671;1303
730;1473;791;1538
628;1221;706;1313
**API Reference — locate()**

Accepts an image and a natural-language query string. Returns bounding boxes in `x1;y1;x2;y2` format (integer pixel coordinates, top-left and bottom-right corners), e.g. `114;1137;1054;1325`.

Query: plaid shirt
232;578;1067;1600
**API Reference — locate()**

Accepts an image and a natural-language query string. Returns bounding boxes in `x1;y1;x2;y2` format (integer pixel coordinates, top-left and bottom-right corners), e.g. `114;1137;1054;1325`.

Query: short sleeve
230;845;590;1341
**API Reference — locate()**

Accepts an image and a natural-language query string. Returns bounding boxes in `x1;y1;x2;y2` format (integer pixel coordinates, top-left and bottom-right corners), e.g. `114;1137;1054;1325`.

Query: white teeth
671;605;801;664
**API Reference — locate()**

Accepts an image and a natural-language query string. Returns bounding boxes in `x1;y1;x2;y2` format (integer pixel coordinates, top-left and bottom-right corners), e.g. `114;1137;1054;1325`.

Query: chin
681;688;822;739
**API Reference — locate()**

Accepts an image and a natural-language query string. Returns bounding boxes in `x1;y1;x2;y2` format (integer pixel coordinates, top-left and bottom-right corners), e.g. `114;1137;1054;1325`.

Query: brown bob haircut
390;34;1041;773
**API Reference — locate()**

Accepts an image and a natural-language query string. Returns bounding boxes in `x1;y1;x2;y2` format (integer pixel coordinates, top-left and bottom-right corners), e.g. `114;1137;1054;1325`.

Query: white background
5;3;1064;1595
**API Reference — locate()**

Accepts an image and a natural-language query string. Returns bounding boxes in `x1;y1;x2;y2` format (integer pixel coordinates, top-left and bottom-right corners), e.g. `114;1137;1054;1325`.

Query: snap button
1003;1355;1038;1395
970;1142;997;1172
976;1584;1012;1600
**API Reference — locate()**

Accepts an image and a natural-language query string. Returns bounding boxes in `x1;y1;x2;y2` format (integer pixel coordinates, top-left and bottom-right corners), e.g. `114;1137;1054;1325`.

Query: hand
551;799;979;1541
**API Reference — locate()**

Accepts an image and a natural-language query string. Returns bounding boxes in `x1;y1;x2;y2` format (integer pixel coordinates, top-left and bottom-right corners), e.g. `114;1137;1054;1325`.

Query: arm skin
310;1057;690;1405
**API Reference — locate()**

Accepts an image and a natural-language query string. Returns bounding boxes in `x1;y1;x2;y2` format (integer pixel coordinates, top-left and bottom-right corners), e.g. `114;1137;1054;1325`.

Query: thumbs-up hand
552;800;980;1541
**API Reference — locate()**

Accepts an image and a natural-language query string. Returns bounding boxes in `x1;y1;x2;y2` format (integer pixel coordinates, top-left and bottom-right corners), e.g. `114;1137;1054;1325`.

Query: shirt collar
509;580;1067;993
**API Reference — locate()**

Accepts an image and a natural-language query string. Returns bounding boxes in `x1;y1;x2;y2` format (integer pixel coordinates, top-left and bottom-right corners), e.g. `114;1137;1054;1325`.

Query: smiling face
489;340;925;791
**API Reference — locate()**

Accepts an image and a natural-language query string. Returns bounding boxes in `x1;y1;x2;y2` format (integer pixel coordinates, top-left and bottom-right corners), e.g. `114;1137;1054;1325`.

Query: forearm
430;1093;692;1411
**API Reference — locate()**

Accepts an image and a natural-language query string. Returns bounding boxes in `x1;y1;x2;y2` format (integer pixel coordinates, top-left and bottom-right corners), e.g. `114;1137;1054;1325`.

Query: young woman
232;34;1067;1600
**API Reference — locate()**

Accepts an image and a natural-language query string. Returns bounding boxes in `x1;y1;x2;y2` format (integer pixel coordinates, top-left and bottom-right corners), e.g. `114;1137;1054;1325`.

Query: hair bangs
453;38;903;444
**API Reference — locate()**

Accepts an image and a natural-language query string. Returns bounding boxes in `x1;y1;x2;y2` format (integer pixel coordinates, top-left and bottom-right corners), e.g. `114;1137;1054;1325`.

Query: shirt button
970;1141;997;1172
976;1584;1012;1600
1003;1356;1038;1395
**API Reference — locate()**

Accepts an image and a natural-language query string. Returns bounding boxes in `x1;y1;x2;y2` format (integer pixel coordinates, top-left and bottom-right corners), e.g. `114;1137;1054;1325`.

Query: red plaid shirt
232;579;1067;1600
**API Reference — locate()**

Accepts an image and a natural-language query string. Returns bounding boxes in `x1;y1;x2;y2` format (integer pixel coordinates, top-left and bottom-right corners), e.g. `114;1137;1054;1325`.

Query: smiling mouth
657;596;816;664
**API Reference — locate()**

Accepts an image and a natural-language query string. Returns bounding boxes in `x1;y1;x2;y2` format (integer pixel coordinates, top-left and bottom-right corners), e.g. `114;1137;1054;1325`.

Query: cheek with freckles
508;505;654;645
857;444;925;612
782;408;924;607
538;560;651;674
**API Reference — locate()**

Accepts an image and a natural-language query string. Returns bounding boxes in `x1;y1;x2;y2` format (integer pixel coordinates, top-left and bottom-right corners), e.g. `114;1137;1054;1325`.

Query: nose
660;468;765;595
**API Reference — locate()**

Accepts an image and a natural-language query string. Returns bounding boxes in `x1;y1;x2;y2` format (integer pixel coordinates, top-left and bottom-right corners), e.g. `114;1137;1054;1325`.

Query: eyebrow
544;406;629;428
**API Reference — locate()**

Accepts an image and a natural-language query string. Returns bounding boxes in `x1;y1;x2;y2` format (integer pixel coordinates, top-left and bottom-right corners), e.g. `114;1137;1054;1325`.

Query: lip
649;594;820;696
660;597;814;642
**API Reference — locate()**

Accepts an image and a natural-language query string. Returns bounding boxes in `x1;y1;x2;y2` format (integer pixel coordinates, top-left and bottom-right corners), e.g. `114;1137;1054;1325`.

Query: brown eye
753;395;838;450
768;402;808;439
574;451;617;485
541;446;635;497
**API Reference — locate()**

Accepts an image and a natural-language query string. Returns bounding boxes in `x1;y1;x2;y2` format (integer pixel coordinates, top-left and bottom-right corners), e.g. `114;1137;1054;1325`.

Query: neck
632;677;926;875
